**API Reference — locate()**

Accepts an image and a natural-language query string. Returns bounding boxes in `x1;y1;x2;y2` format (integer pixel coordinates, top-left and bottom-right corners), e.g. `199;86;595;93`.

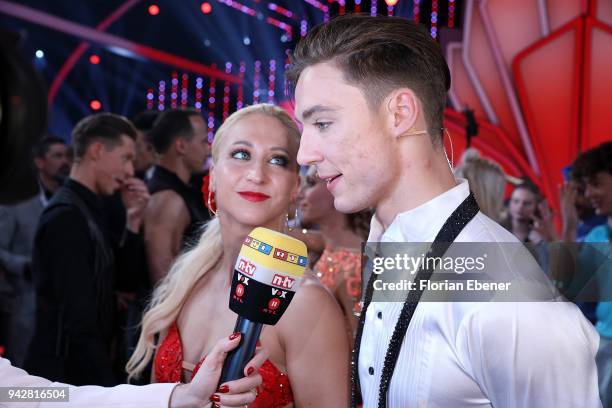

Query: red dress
154;321;294;408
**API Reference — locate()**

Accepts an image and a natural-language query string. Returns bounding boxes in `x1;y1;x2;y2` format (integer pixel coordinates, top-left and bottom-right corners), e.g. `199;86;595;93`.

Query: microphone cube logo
271;274;295;290
237;259;256;276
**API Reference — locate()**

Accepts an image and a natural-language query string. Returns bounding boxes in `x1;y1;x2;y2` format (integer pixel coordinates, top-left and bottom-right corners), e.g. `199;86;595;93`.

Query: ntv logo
237;259;256;276
271;274;295;290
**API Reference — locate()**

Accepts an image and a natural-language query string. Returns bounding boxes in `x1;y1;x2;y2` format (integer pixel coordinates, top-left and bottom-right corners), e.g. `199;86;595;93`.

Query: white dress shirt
358;179;601;407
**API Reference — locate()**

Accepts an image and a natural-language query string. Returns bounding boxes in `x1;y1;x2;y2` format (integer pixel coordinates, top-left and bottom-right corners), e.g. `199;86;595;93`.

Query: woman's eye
314;121;331;130
270;156;289;167
231;150;250;160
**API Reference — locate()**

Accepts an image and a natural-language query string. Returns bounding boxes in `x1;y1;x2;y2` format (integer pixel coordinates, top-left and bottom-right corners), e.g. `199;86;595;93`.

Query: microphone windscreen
229;227;308;325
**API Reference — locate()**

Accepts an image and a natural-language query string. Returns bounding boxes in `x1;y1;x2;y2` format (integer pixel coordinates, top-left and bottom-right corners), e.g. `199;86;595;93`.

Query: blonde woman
454;148;506;221
127;104;349;408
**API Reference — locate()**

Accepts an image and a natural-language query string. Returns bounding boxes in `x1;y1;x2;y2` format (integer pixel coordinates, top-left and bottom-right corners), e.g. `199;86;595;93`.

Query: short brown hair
286;14;451;139
72;113;136;159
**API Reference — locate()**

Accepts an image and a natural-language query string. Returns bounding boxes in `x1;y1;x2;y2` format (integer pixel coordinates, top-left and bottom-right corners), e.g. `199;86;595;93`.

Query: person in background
0;136;70;367
131;110;159;182
25;114;150;386
454;148;506;222
144;109;210;285
297;165;370;339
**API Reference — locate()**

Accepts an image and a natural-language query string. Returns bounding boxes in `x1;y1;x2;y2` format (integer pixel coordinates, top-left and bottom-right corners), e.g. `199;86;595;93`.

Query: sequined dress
154;321;294;407
313;245;362;315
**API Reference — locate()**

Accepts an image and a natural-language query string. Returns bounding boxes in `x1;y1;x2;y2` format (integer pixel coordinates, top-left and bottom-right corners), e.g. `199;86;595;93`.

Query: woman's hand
169;333;268;408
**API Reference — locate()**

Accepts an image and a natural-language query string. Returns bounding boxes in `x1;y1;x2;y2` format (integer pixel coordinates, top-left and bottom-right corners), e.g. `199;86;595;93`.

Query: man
288;15;600;407
131;110;159;181
145;108;210;284
0;137;70;367
25;113;150;386
571;142;612;406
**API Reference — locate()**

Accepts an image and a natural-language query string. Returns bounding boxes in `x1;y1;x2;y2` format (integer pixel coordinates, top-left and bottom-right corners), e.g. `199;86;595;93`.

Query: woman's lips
238;191;271;202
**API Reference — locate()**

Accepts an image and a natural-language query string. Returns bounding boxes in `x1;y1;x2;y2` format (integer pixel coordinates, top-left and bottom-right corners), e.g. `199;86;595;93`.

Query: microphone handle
219;316;263;383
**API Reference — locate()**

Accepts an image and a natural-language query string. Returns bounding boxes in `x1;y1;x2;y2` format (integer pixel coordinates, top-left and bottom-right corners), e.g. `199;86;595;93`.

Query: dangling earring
207;190;217;217
284;205;298;233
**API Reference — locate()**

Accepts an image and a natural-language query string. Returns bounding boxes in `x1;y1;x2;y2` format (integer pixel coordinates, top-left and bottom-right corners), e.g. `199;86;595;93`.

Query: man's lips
238;191;271;202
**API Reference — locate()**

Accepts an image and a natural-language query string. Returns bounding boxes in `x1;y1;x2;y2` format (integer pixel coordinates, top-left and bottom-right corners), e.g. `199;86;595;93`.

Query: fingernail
229;332;241;340
210;394;220;402
247;366;255;376
213;404;220;408
218;385;230;393
256;339;262;347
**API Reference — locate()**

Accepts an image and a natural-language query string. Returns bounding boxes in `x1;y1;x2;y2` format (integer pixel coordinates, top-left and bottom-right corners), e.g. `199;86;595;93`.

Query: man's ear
175;137;187;155
33;157;44;171
88;141;105;161
385;88;420;138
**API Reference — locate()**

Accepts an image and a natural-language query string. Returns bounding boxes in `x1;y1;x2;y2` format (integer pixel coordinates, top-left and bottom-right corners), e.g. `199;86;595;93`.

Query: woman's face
297;169;336;226
509;187;537;222
211;113;300;229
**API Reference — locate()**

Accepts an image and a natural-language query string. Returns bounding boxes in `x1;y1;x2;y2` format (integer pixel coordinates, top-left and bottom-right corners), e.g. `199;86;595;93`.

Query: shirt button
377;311;382;319
368;366;374;375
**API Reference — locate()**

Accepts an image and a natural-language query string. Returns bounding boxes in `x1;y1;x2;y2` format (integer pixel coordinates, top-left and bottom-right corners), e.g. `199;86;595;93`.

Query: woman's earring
207;190;217;217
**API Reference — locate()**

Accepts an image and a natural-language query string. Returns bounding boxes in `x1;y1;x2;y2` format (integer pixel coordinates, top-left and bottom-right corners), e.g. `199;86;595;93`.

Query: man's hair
72;113;137;159
33;135;66;158
286;14;451;139
131;110;161;132
572;142;612;180
148;108;201;154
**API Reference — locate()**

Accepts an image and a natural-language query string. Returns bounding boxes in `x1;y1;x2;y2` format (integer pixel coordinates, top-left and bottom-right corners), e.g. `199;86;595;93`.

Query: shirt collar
368;178;471;242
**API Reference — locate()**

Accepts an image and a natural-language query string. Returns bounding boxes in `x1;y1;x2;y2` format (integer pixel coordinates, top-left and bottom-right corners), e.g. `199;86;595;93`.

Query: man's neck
69;165;99;195
375;152;457;230
158;157;191;184
39;174;60;194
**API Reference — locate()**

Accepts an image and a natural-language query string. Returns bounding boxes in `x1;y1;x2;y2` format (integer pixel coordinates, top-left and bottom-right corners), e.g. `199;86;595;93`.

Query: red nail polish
213;404;220;408
218;385;230;393
256;339;261;347
247;366;255;376
210;394;221;402
229;332;241;340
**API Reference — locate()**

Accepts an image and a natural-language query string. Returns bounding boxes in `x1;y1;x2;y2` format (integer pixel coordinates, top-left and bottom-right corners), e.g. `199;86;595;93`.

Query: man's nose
297;131;323;166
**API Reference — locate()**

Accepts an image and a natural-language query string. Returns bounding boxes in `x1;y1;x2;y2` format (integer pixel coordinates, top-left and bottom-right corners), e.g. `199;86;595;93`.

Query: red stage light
89;54;100;64
385;0;399;6
201;2;212;14
148;4;160;15
90;100;102;110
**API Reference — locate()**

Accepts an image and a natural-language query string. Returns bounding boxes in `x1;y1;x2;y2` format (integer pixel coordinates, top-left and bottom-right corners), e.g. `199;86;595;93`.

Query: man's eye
314;121;331;130
231;150;250;160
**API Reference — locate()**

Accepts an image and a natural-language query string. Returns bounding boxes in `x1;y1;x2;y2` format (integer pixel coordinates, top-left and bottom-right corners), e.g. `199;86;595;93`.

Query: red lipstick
238;191;271;202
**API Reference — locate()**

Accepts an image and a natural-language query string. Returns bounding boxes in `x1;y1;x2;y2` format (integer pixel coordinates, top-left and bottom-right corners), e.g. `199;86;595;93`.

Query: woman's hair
126;104;300;380
454;148;506;221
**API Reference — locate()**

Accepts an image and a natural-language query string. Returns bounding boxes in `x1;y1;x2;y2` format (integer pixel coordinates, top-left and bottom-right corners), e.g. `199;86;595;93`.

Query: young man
144;109;210;284
572;142;612;406
25;114;150;386
288;15;600;407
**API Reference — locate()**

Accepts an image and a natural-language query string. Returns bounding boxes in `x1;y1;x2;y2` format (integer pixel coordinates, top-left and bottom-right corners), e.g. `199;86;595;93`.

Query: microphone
219;227;308;383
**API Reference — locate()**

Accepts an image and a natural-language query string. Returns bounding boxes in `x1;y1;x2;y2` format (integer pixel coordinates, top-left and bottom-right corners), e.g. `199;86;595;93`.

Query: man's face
184;115;209;174
295;62;400;214
95;135;136;195
37;143;71;182
133;130;156;173
508;187;537;222
584;172;612;216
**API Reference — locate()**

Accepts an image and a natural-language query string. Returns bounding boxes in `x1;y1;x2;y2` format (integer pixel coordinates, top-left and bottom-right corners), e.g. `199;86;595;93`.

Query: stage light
385;0;399;6
201;2;212;14
89;54;100;64
148;4;159;15
243;36;251;45
35;50;44;59
90;100;102;110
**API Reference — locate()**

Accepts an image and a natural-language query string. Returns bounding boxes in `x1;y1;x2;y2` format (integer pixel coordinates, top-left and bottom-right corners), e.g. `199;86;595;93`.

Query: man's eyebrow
298;105;338;122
